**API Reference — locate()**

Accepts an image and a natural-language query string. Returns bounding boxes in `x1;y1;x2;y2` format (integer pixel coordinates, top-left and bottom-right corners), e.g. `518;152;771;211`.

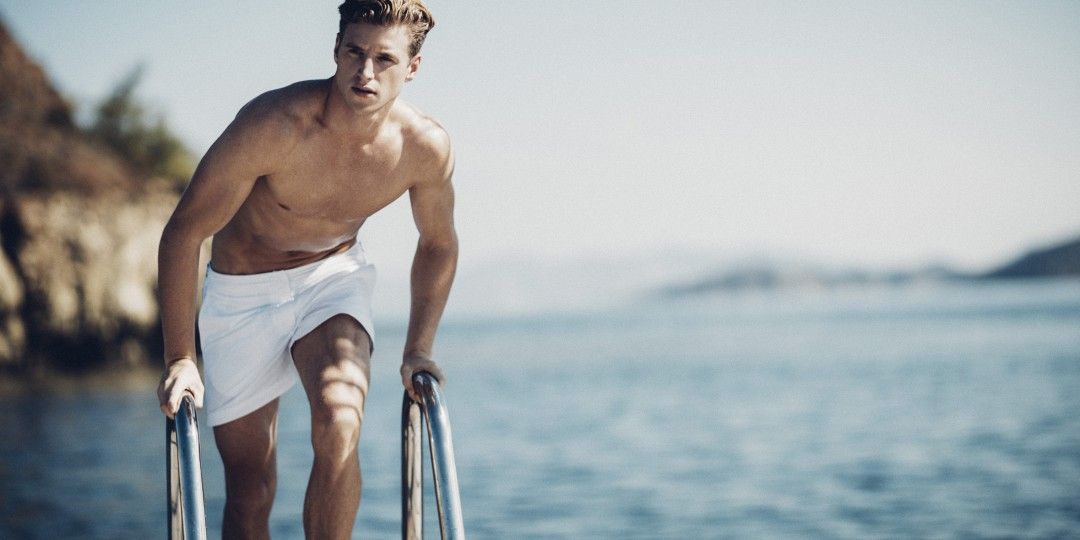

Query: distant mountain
657;235;1080;298
981;236;1080;279
658;263;959;298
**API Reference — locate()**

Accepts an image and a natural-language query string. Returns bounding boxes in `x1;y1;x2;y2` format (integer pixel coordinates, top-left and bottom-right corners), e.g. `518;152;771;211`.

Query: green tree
89;65;194;191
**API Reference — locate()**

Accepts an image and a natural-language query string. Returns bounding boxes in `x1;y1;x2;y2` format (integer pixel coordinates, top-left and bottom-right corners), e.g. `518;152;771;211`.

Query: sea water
1;279;1079;538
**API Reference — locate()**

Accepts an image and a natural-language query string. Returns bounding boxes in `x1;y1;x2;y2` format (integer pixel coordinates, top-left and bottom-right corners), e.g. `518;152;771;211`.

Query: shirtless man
155;1;455;537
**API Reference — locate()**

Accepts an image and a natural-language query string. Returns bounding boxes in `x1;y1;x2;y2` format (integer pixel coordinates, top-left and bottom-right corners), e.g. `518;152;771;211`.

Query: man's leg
213;399;280;540
291;314;372;539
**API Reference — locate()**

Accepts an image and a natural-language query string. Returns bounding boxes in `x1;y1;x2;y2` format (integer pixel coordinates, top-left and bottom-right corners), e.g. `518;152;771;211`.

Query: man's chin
348;99;383;112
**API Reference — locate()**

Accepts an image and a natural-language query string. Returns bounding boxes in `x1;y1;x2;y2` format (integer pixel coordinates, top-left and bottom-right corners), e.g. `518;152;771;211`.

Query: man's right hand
157;357;205;418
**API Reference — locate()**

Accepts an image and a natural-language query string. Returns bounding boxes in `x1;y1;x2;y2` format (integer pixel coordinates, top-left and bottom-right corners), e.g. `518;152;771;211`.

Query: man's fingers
158;374;177;418
174;388;204;411
427;365;446;386
401;367;420;402
416;364;445;387
400;361;448;403
405;362;443;381
168;390;183;418
157;360;203;418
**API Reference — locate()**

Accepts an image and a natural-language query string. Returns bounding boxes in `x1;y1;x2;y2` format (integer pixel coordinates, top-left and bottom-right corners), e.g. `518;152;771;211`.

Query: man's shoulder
257;79;327;113
393;100;452;168
231;80;328;141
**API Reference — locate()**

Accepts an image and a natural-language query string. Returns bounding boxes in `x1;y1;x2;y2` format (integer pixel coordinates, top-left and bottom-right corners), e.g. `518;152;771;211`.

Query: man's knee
307;347;369;427
225;472;277;520
310;394;363;464
295;314;370;464
220;450;277;530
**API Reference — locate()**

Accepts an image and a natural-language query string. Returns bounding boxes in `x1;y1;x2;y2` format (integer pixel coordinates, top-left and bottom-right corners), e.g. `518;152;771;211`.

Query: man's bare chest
262;138;410;221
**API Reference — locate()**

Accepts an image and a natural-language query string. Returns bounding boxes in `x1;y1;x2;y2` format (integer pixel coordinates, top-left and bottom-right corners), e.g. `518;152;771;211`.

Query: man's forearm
404;237;458;357
158;224;204;367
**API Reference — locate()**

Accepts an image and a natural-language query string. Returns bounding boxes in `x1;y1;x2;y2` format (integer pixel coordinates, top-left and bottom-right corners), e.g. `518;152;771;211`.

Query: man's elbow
417;231;458;258
159;218;208;257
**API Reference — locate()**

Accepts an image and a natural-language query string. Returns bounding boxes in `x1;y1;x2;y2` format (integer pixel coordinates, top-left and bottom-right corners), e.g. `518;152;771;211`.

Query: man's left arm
400;128;457;401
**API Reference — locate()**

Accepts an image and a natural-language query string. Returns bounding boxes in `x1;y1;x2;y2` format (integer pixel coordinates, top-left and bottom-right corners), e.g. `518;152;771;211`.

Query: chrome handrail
166;394;208;540
402;372;465;539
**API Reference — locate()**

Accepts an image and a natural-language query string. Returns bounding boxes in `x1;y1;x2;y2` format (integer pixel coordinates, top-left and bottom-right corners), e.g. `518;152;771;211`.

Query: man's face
333;23;420;113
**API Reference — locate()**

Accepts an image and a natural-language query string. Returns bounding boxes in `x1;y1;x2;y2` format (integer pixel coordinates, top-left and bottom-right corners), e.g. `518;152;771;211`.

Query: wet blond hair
337;0;435;57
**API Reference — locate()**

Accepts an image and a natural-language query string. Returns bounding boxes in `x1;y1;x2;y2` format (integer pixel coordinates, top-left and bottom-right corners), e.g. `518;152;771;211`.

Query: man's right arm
156;96;297;418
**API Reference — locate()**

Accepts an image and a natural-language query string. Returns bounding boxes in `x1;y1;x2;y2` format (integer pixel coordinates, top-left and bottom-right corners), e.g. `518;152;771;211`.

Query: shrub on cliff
88;65;195;192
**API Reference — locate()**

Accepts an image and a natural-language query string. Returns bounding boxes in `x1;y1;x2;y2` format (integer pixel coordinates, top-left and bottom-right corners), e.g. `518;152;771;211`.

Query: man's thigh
213;398;280;476
291;314;373;415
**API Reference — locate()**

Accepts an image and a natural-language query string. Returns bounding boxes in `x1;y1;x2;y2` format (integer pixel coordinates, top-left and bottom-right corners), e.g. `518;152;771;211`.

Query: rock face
0;19;184;371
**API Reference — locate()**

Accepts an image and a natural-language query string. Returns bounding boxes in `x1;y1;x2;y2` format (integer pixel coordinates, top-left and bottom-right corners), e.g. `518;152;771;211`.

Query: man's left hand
400;353;445;402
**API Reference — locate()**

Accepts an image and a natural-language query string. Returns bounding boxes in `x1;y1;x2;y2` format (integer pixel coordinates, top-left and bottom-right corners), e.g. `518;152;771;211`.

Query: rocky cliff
0;19;184;373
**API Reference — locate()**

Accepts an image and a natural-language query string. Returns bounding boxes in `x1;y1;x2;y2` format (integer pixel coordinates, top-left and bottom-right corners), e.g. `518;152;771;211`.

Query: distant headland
659;236;1080;298
980;237;1080;280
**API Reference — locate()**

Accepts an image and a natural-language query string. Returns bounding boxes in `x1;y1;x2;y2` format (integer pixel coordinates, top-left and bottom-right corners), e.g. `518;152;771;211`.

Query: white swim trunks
198;242;376;427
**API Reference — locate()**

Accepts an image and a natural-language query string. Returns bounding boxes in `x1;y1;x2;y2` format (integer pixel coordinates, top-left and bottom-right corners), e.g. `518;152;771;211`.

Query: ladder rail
166;394;208;540
402;371;466;539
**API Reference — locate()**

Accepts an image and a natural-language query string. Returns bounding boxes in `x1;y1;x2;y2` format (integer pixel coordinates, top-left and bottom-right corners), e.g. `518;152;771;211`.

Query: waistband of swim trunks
204;241;366;287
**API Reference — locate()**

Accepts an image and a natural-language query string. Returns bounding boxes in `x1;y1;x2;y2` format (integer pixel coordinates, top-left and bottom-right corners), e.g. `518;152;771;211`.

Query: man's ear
333;33;342;62
405;54;422;82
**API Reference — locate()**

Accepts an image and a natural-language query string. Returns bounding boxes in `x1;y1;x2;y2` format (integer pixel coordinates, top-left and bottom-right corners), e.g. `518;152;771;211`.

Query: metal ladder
402;372;466;539
164;372;464;539
166;394;208;540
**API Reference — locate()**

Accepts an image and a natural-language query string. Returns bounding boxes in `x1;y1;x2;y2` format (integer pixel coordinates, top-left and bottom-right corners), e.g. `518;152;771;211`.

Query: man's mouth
351;86;376;97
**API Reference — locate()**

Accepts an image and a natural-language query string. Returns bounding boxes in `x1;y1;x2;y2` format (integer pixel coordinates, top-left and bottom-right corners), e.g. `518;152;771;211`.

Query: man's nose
359;58;375;80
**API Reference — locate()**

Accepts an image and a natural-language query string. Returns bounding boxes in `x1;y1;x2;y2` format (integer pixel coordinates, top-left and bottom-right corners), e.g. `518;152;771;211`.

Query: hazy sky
3;1;1079;312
